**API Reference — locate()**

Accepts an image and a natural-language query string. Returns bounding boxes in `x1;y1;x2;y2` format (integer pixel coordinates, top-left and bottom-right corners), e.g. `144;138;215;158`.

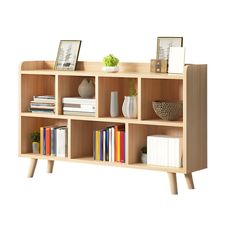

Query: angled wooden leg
185;173;195;189
47;160;54;174
168;172;178;195
28;158;38;178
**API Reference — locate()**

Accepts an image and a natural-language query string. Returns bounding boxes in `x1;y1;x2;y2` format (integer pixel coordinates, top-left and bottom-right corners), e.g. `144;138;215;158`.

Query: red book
120;131;125;163
115;126;118;162
46;127;51;155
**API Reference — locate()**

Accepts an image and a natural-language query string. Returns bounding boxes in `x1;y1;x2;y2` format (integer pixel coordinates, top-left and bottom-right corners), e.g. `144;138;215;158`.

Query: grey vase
110;91;119;117
78;79;95;98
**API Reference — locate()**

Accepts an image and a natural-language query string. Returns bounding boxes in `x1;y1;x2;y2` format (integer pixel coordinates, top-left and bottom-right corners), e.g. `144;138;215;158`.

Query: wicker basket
152;101;183;121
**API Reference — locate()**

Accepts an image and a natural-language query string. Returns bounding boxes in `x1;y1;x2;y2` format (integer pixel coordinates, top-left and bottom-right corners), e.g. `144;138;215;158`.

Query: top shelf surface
20;60;185;80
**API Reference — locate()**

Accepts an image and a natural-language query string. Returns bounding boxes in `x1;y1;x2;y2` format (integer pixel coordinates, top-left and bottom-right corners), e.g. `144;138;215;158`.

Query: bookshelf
19;61;207;194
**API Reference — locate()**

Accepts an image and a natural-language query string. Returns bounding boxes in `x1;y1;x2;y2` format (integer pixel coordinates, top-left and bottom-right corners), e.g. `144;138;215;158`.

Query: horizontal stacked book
147;135;183;167
40;126;68;158
93;125;125;163
29;95;55;113
62;97;96;116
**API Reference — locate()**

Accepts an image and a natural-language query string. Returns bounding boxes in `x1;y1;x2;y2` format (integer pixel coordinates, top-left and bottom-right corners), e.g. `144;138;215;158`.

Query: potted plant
102;54;119;72
31;131;40;154
122;79;138;118
140;146;147;164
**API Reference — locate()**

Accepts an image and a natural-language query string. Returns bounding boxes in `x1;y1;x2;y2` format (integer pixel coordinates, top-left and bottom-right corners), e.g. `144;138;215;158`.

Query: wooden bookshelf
19;61;207;194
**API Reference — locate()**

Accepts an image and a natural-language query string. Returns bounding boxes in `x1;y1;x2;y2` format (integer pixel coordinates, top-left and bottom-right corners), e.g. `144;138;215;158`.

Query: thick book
56;126;67;158
62;97;95;104
63;111;95;117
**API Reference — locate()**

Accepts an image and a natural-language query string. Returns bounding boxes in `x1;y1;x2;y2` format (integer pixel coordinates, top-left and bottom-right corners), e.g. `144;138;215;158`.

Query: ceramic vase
32;142;39;154
110;91;118;117
122;95;137;118
78;79;95;98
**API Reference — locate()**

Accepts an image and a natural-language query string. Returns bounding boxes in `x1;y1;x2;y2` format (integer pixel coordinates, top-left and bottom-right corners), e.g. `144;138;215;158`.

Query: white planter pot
102;66;119;73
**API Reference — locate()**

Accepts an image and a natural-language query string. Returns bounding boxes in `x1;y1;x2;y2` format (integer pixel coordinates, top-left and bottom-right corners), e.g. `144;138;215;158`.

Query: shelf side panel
185;64;207;172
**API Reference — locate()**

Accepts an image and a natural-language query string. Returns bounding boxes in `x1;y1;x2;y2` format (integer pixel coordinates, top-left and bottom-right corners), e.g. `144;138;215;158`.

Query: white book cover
62;97;95;104
63;107;95;112
168;47;185;74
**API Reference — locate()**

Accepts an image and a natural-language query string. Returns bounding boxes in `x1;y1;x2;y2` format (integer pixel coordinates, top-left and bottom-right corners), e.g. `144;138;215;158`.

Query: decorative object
78;78;95;98
55;40;82;71
156;37;183;60
31;131;40;154
102;54;119;72
152;101;183;121
122;79;138;118
140;146;147;164
110;91;119;117
150;59;168;73
168;47;185;74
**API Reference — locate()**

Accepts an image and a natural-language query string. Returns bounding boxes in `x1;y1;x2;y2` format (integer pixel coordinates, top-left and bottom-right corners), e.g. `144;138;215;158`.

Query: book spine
93;131;96;160
40;127;44;155
120;131;125;163
51;128;54;156
100;130;103;161
46;127;51;156
105;129;109;161
117;131;121;162
96;130;100;161
43;128;46;155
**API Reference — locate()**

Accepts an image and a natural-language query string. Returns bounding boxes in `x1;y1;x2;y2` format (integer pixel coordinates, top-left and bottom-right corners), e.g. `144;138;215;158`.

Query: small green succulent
31;131;40;142
103;54;119;67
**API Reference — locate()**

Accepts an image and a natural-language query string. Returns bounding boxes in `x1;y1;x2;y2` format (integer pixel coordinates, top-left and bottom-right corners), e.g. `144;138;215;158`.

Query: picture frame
156;37;183;60
55;40;82;71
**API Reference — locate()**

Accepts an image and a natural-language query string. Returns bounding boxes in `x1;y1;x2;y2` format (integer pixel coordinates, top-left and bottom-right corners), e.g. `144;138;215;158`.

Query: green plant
31;131;40;142
141;146;147;154
128;79;137;96
103;54;119;67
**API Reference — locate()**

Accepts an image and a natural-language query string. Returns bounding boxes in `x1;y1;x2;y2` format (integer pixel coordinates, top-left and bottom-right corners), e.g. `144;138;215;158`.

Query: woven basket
152;101;183;121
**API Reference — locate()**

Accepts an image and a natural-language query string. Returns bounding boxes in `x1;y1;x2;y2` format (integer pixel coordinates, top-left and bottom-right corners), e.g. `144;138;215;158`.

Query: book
40;127;44;155
120;131;125;163
46;127;51;156
63;107;95;112
62;97;95;104
63;111;95;117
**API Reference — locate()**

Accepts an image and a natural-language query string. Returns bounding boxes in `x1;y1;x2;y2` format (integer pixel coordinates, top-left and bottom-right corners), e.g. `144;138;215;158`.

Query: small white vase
110;91;119;117
78;79;95;98
122;95;137;118
102;66;119;73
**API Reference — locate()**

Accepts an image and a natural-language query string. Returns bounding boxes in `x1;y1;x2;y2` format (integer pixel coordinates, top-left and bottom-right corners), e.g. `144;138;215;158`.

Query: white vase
110;91;119;117
78;79;95;98
122;95;137;118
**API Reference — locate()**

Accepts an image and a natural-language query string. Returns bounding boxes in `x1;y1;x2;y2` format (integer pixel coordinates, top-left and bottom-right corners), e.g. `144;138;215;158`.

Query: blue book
105;129;109;161
43;128;46;155
100;130;103;161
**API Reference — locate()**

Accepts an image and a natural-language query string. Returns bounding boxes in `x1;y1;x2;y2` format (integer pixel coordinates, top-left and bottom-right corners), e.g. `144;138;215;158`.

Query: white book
62;97;95;104
56;127;67;158
63;107;95;112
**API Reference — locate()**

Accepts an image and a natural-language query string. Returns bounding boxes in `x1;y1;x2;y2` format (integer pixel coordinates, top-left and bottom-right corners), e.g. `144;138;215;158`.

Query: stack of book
29;95;55;113
40;126;68;158
62;97;96;116
147;135;183;167
93;125;125;163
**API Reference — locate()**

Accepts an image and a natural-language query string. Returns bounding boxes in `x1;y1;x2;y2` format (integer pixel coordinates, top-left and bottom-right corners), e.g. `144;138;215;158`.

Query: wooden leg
168;172;178;195
185;173;195;189
47;160;54;174
28;158;38;178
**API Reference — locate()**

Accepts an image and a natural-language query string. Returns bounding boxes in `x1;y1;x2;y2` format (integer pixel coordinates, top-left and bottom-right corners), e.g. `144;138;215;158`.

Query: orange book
46;127;51;155
115;126;118;162
117;131;121;162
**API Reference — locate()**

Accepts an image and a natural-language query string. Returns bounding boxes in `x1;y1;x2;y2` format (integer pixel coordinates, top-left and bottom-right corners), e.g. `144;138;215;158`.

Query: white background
0;0;236;235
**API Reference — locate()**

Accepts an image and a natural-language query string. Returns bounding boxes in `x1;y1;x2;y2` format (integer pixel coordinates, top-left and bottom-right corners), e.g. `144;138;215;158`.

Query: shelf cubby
70;119;125;160
141;78;183;120
57;75;95;115
21;74;55;112
98;76;138;118
127;123;183;167
20;116;67;155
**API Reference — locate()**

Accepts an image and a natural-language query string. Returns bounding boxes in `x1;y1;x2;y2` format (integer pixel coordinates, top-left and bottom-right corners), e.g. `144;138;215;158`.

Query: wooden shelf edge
19;154;185;173
20;113;183;127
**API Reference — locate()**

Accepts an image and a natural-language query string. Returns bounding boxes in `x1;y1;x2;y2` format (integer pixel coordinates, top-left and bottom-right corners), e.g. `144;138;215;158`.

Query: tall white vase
122;95;137;118
110;91;119;117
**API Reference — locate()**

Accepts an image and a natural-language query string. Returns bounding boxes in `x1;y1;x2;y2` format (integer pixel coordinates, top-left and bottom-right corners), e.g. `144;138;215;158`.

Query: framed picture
55;40;82;71
156;37;183;60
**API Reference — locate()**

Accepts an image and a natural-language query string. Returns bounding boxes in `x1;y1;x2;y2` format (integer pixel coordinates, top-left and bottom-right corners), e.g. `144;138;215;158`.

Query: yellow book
40;127;44;155
117;131;121;162
96;130;100;161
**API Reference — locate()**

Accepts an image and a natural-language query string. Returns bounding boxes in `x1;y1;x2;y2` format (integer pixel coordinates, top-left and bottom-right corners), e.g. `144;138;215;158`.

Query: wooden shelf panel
21;113;183;127
20;154;184;173
21;70;183;80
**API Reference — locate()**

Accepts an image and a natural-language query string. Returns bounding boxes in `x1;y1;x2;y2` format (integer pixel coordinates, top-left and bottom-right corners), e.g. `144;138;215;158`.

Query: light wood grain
184;173;194;189
168;172;178;194
47;160;54;173
28;158;38;177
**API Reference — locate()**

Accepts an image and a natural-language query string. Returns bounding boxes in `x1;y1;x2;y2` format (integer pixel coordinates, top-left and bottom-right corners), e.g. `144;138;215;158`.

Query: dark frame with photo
55;40;82;71
156;37;183;60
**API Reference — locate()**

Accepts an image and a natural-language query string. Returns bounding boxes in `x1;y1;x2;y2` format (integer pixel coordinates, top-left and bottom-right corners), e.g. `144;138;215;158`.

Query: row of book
62;97;96;116
93;125;125;163
29;95;55;113
40;126;68;158
147;135;182;167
